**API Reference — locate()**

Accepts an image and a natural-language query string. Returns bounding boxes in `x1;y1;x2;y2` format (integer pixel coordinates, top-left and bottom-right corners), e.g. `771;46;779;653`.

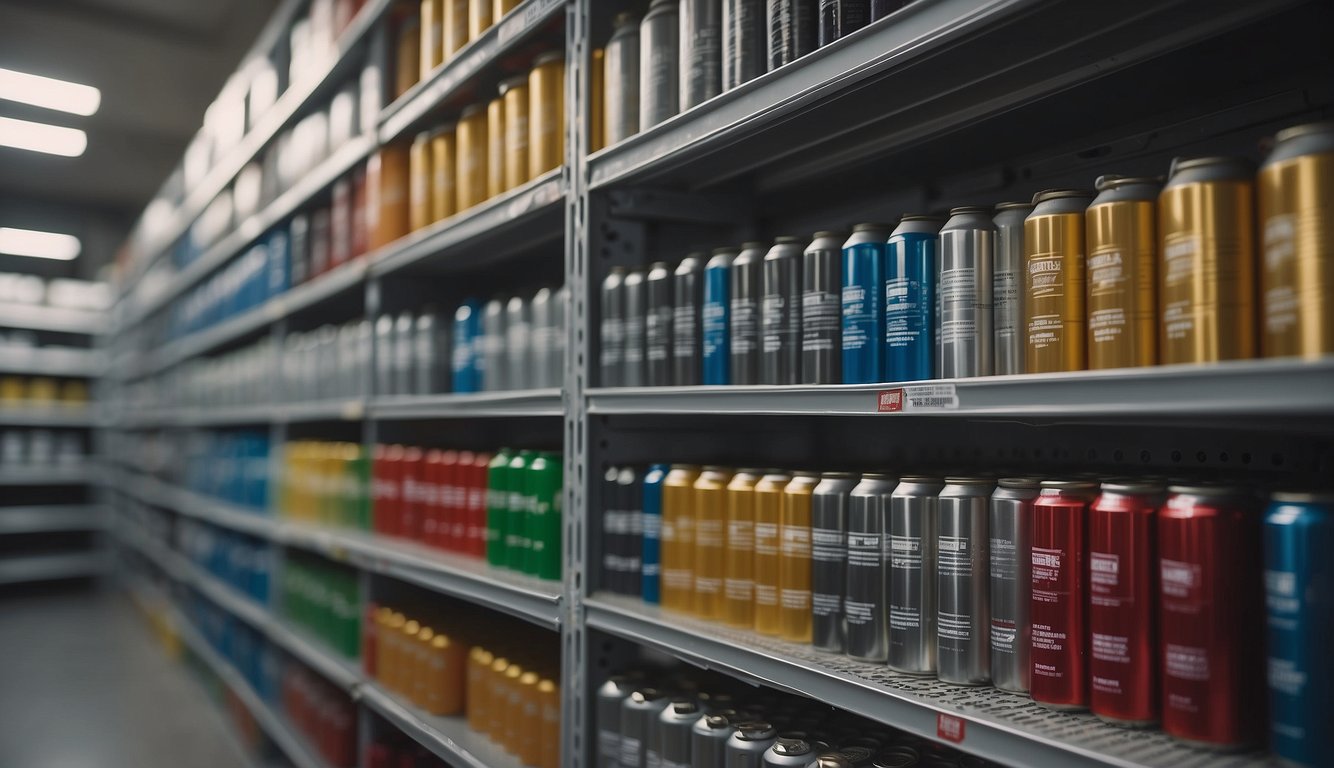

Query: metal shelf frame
0;551;109;585
0;347;106;378
0;505;107;534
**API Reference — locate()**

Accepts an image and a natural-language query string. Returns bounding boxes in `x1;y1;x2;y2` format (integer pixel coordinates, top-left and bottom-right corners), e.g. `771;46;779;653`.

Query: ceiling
0;0;275;281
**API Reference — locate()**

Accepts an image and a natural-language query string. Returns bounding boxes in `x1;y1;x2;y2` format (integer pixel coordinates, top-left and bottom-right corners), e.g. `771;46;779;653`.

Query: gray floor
0;584;249;768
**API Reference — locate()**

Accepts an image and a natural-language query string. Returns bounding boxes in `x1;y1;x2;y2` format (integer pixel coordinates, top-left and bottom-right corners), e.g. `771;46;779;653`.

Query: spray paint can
842;224;892;384
673;253;705;385
646;261;675;386
680;0;723;110
762;236;806;385
845;473;898;662
726;722;778;768
989;477;1038;693
811;472;859;653
640;0;680;130
800;231;844;384
992;201;1031;375
884;214;942;382
722;0;765;90
888;476;943;675
937;206;995;378
731;242;766;384
605;13;641;144
624;269;647;387
704;248;736;385
936;476;994;685
817;0;869;46
602;267;627;387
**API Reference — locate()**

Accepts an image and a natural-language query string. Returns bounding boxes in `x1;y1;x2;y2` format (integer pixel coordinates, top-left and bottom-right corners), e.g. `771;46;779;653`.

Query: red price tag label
877;388;905;412
936;713;966;743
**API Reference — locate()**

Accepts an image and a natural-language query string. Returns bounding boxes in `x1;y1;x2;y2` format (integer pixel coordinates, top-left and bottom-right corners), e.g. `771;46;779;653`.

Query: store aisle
0;585;248;768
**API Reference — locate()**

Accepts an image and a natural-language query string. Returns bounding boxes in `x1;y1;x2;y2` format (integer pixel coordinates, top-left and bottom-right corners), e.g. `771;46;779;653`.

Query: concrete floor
0;584;249;768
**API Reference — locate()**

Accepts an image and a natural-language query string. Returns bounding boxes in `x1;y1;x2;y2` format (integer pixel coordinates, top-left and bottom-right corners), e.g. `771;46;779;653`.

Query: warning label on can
876;384;960;413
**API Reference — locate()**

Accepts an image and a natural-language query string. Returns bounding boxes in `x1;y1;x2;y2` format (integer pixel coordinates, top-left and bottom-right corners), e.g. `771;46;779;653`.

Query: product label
802;290;840;348
936;713;966;743
1091;632;1130;666
811;527;844;561
841;285;871;351
731;298;758;354
753;523;779;555
1164;643;1210;682
1265;569;1300;617
847;533;881;567
876;384;959;412
1160;558;1200;599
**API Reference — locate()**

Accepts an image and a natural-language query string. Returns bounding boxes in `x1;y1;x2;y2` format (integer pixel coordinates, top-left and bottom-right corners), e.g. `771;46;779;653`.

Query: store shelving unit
104;0;1334;766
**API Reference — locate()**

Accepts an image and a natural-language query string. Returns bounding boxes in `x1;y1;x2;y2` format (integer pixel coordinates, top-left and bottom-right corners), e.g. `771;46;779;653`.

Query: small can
673;253;705;385
529;287;555;389
764;736;818;766
800;231;844;384
662;465;702;612
722;0;766;90
646;261;675;386
505;295;531;390
724;469;763;627
754;472;792;635
653;698;704;768
842;224;892;384
888;476;944;675
884;215;942;382
937;476;994;686
811;472;859;653
693;712;737;768
529;452;562;580
704;248;736;385
1086;175;1160;369
443;0;468;56
1029;479;1098;711
623;269;648;387
622;689;671;768
505;451;532;571
845;473;898;662
868;0;905;20
500;75;531;191
455;103;488;210
429;124;457;222
468;0;493;39
762;236;806;385
989;477;1038;693
486;449;515;565
394;311;416;396
451;299;482;393
731;242;767;384
605;13;641;145
486;93;506;199
695;466;734;620
817;0;869;46
375;314;396;396
480;297;507;391
409;131;434;231
598;676;635;767
414;307;448;395
779;471;820;643
1159;484;1264;749
1158;156;1256;363
640;0;680;130
601;267;627;387
680;0;723;110
1265;491;1334;766
641;464;669;603
726;722;778;768
1259;123;1334;359
766;0;817;70
992;202;1031;375
1089;479;1164;727
528;51;564;178
1025;189;1093;373
602;466;627;593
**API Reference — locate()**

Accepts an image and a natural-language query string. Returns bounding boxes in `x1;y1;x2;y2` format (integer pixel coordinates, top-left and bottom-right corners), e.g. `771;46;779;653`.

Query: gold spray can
500;75;531;191
494;0;520;21
409;130;433;231
723;469;761;628
1025;189;1093;373
779;471;819;644
528;51;565;178
469;0;493;40
486;93;506;199
443;0;468;57
753;471;790;636
1259;122;1334;358
1158;156;1256;363
420;0;443;78
692;467;733;620
429;123;457;222
1086;175;1160;369
660;465;701;612
455;103;488;210
538;678;560;768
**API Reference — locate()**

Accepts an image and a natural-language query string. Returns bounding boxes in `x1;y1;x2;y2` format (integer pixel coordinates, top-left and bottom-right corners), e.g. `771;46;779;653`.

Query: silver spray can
693;712;736;768
529;287;554;389
765;0;817;70
680;0;722;110
888;475;943;675
811;472;858;653
375;314;395;396
395;311;416;396
761;236;805;385
640;0;680;131
601;267;627;387
605;13;641;145
623;269;647;387
622;688;671;768
938;206;995;378
414;307;448;394
726;722;778;768
936;476;994;685
505;295;531;390
763;737;819;767
481;298;507;391
599;675;636;767
672;253;705;385
989;477;1038;692
992;202;1031;375
730;241;766;384
844;473;898;662
653;698;703;768
800;230;843;384
645;261;675;386
722;0;765;90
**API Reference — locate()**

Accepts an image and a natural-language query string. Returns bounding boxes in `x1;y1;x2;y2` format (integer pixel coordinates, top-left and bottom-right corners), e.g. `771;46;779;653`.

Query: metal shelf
0;406;96;427
0;304;103;335
0;347;106;377
369;389;562;420
377;0;565;142
585;594;1265;768
0;464;98;486
359;682;527;768
587;359;1334;421
0;551;108;585
0;505;107;534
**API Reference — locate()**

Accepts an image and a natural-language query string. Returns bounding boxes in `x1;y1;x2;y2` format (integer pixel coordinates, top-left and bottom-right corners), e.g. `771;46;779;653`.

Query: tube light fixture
0;67;100;116
0;116;87;157
0;227;81;260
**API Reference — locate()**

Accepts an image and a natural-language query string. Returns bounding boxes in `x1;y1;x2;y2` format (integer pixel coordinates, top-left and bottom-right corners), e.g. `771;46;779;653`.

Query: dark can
505;296;531;390
1030;479;1097;710
937;476;994;685
640;0;680;130
601;267;627;387
622;688;671;768
990;477;1038;693
481;299;507;391
395;311;416;396
726;722;778;768
1265;491;1334;766
845;473;898;662
992;202;1031;375
623;269;647;387
888;476;943;675
884;215;942;382
811;472;859;653
652;698;703;768
605;13;641;144
800;231;844;384
645;261;675;386
1089;479;1164;727
673;253;705;385
414;307;448;395
1159;484;1263;749
731;241;766;384
641;464;668;604
703;248;735;385
376;314;395;396
766;0;817;70
693;712;736;768
763;737;817;766
680;0;723;110
598;675;635;767
722;0;765;90
761;236;805;385
451;299;482;393
817;0;869;46
841;223;892;384
868;0;906;21
529;287;556;389
938;206;995;379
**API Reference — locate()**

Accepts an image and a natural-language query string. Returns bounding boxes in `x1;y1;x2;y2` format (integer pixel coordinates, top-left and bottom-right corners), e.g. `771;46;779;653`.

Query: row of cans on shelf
183;431;270;511
599;122;1334;386
392;0;528;100
600;465;1331;759
178;518;271;604
593;0;918;149
0;429;86;469
0;376;89;406
282;551;363;659
598;665;993;768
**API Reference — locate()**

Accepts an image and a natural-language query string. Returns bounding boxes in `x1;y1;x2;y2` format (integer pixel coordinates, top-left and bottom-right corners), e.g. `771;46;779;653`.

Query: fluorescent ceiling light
0;67;100;116
0;227;81;260
0;116;87;156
